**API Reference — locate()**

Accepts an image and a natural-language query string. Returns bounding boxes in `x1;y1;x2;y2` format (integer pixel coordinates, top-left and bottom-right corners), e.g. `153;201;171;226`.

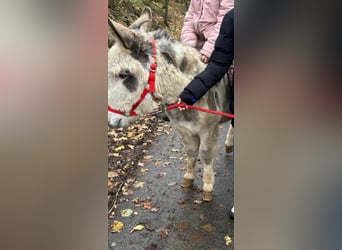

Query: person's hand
177;98;188;111
201;54;209;63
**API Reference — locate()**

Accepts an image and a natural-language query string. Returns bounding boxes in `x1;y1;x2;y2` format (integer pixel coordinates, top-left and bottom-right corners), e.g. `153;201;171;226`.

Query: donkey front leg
199;128;219;201
179;133;200;188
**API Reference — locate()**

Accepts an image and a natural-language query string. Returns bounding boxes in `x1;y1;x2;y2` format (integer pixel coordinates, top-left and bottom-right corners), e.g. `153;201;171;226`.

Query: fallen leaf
120;208;133;217
140;168;149;174
107;180;113;188
167;182;177;186
179;166;186;171
150;207;160;213
189;233;202;241
160;229;169;240
144;223;155;231
122;189;134;196
130;225;144;233
142;202;152;210
127;132;134;137
108;152;120;157
108;171;119;178
114;145;125;151
202;224;216;232
224;235;233;246
126;178;135;184
177;199;186;204
157;172;166;178
133;181;144;188
133;133;144;140
127;144;135;149
177;222;189;231
193;200;203;204
144;155;153;160
110;221;124;233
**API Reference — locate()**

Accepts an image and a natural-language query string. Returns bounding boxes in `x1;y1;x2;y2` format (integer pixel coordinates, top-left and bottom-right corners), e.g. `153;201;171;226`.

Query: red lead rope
167;102;235;119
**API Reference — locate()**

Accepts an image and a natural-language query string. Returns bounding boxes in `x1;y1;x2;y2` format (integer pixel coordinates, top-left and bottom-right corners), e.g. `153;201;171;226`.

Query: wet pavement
109;122;234;250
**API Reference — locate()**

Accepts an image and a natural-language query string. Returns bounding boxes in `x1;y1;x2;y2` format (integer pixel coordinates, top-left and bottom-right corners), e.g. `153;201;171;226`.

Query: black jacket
179;9;234;105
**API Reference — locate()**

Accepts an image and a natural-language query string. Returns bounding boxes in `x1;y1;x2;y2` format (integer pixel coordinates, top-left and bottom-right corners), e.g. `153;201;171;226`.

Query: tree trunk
164;0;169;26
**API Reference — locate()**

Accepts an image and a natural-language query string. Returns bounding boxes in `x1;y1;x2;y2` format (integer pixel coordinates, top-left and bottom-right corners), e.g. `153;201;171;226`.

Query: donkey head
108;7;157;127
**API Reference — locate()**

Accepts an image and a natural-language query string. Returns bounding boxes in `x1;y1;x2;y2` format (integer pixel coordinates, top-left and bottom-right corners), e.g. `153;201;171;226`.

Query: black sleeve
179;9;234;105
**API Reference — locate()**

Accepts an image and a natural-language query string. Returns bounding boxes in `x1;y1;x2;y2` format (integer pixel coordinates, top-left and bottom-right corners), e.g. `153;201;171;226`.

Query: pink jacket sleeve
200;0;234;58
180;1;198;47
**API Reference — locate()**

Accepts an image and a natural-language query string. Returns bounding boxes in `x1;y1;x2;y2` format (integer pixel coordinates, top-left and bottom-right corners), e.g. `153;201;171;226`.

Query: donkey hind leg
199;127;219;201
179;133;200;188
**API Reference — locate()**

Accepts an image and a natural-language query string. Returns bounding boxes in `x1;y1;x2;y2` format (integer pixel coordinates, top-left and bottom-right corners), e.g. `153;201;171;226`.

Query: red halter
108;38;157;116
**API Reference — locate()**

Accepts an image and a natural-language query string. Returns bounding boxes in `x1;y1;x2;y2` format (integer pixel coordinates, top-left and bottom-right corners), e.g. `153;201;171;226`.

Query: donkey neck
152;39;205;105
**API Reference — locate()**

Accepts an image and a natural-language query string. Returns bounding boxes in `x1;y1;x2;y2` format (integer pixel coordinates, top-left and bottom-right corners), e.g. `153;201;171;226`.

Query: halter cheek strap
108;38;157;116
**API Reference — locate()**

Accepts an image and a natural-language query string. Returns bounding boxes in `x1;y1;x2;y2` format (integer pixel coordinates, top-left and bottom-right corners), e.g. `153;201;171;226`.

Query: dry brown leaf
108;152;120;157
133;133;144;140
122;189;134;196
202;224;216;232
177;222;189;231
144;155;153;160
177;199;186;205
143;202;152;210
144;223;155;231
126;132;134;138
126;178;135;184
140;168;149;174
160;229;169;240
107;180;113;188
179;166;186;171
133;181;144;188
150;207;160;213
157;172;166;178
108;171;119;178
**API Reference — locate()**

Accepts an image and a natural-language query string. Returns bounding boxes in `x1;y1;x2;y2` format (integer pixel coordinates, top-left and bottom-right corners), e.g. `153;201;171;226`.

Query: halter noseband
108;38;157;116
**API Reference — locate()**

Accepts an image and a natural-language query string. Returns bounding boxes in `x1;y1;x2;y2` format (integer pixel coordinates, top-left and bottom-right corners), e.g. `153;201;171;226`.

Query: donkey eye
118;70;130;79
118;73;127;79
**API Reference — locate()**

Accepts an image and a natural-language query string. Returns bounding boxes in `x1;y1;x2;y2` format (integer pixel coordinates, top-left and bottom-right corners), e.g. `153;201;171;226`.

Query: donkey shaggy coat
108;8;232;201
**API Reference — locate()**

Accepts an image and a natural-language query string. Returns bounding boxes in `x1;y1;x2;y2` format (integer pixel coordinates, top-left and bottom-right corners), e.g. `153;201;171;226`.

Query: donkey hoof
225;145;233;154
202;191;213;202
180;178;194;188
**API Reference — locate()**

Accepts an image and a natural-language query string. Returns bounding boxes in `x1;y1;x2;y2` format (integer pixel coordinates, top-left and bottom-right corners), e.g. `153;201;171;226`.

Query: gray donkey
108;8;232;201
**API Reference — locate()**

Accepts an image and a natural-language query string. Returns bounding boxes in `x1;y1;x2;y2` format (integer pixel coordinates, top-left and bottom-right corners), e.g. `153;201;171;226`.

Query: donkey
108;8;232;201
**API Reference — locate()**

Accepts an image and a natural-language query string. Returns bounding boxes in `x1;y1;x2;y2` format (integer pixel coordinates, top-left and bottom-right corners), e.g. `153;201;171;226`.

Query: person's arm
180;1;197;47
179;9;234;105
200;0;234;59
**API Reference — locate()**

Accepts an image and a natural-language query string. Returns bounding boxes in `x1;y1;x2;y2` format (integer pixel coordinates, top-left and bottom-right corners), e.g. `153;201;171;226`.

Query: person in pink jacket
180;0;234;63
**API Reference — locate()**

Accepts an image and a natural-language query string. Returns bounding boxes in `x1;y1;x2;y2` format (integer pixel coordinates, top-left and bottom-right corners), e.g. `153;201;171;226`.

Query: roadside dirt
108;114;168;215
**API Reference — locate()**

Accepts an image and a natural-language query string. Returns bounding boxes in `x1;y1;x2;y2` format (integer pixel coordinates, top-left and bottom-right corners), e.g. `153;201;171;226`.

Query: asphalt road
109;122;234;250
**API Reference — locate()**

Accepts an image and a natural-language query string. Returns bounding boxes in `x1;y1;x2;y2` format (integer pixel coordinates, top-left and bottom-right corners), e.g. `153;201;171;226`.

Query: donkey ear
129;7;152;32
108;18;136;49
